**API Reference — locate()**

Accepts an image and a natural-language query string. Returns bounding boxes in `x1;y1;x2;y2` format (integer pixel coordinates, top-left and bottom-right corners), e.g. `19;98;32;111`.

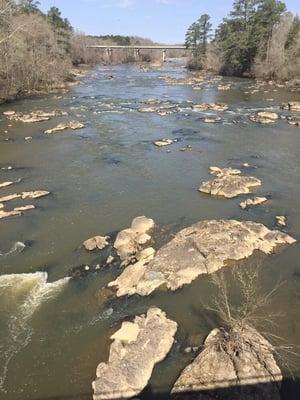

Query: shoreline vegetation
185;0;300;82
0;0;299;104
0;0;166;104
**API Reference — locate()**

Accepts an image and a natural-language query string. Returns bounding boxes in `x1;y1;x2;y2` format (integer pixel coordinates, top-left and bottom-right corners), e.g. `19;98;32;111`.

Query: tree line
185;0;300;80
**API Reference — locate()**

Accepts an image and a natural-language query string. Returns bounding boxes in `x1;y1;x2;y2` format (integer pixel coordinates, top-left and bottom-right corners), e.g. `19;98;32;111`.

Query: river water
0;61;300;399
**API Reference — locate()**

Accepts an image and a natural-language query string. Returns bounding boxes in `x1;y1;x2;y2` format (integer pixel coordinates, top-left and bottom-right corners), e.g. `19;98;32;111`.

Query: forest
185;0;300;80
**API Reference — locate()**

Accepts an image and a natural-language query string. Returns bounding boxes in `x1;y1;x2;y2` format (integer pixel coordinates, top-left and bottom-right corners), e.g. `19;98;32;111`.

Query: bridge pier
134;48;140;61
162;49;166;63
106;48;113;61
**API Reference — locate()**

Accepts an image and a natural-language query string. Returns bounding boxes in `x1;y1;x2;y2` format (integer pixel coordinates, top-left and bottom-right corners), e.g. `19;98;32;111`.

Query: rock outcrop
114;216;155;266
240;196;268;209
287;116;300;126
108;219;296;297
83;236;110;251
193;103;228;112
199;167;261;198
0;191;50;203
154;138;175;147
45;121;84;134
172;325;282;400
92;308;177;400
276;215;287;227
3;110;67;123
249;111;279;124
281;101;300;112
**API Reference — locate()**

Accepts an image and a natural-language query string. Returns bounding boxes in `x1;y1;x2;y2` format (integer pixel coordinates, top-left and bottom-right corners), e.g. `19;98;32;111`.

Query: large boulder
108;220;296;297
249;111;279;124
114;216;155;266
172;325;282;400
92;308;177;400
199;167;261;198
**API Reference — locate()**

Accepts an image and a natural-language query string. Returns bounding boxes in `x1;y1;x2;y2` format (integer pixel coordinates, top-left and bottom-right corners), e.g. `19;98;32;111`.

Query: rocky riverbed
0;62;299;400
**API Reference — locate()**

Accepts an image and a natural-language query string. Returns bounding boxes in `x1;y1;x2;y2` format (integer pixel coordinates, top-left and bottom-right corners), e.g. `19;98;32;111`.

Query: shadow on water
23;377;300;400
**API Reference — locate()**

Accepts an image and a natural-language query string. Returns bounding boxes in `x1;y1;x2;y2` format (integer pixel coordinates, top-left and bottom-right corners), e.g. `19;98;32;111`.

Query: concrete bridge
86;45;189;62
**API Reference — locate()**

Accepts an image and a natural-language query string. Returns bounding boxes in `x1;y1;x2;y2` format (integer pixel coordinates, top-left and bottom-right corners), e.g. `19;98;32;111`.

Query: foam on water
0;272;69;392
0;242;26;258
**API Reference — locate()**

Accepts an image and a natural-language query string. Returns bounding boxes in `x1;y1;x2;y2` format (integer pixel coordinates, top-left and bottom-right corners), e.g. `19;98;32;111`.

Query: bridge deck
87;45;188;50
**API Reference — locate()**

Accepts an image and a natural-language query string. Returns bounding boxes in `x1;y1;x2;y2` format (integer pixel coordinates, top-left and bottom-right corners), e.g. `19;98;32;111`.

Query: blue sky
39;0;300;44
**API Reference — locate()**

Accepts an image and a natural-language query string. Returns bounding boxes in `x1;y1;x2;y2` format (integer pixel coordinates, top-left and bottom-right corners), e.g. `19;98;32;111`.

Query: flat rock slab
249;111;279;124
45;121;84;134
108;220;296;297
199;167;261;198
240;196;268;209
92;307;177;400
172;325;282;400
3;110;67;123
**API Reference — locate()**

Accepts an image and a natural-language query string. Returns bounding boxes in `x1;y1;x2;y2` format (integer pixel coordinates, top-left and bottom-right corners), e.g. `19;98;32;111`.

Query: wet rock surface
3;110;68;123
240;196;268;209
45;121;84;134
193;103;228;112
92;308;177;400
83;236;110;251
199;167;261;198
172;325;282;400
281;101;300;112
154;138;176;147
276;215;287;227
249;111;279;124
108;219;296;297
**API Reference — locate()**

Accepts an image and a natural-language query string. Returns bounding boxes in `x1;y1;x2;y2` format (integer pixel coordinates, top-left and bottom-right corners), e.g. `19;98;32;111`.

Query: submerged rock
199;167;261;198
0;203;34;219
172;325;282;400
114;216;155;266
108;219;295;297
240;196;268;209
287;116;300;126
45;121;84;134
202;117;222;124
83;236;110;251
218;84;231;91
249;111;279;124
92;308;177;400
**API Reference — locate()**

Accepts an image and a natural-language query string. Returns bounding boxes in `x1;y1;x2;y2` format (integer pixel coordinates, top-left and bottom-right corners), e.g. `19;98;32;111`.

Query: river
0;61;300;399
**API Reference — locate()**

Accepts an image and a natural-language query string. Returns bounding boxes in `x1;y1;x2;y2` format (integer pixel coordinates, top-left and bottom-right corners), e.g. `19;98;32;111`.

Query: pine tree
185;14;212;69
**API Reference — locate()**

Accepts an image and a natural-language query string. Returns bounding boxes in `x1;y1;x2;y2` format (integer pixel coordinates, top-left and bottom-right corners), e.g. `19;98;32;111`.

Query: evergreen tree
285;15;300;49
18;0;40;14
185;14;212;68
47;6;73;53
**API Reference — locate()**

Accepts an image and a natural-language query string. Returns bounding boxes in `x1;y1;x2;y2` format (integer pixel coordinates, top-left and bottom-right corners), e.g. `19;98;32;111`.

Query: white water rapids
0;272;69;392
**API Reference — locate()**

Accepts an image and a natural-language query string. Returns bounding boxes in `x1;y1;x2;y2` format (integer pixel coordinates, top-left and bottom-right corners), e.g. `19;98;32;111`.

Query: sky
39;0;300;44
